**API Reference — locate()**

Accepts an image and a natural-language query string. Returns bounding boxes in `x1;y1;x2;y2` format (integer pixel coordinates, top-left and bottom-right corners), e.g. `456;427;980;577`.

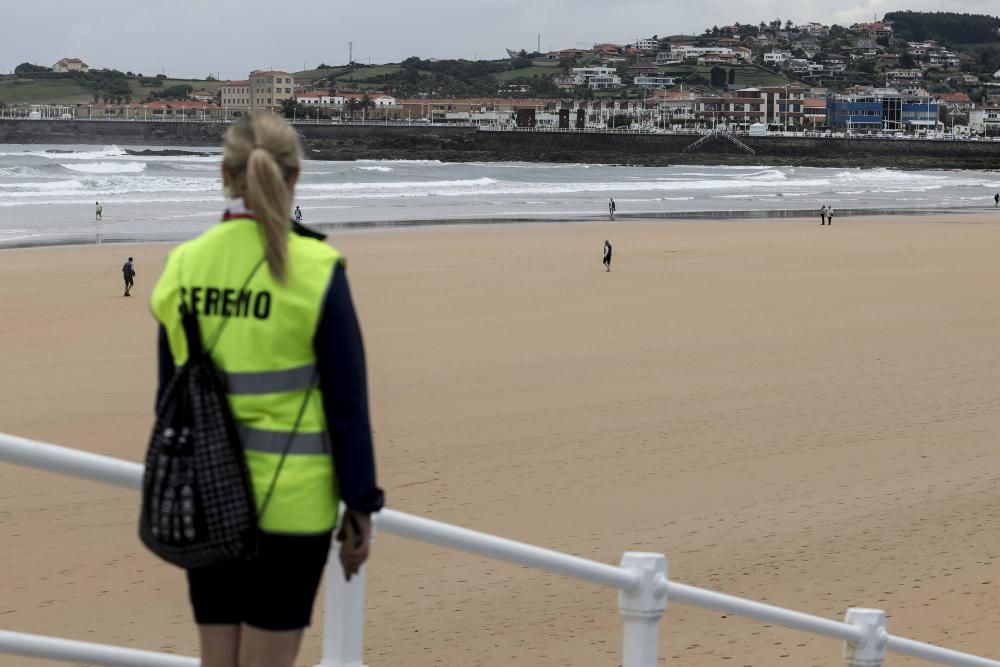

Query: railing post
843;608;887;667
619;552;668;667
315;520;373;667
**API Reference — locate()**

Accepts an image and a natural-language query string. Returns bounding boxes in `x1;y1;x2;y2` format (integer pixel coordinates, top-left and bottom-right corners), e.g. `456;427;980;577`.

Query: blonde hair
222;113;302;283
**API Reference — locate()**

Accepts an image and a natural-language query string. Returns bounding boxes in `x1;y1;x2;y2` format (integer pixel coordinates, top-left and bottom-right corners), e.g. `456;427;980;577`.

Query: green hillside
0;75;222;105
0;77;93;104
495;63;561;80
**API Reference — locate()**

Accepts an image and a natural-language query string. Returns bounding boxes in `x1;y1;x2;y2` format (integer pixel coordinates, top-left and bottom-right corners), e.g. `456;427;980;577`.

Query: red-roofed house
938;92;974;113
296;91;335;105
53;58;89;73
803;97;827;127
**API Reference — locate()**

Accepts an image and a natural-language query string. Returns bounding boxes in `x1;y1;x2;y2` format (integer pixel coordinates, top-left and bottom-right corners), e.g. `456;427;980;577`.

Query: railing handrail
0;433;637;591
0;629;198;667
2;431;999;667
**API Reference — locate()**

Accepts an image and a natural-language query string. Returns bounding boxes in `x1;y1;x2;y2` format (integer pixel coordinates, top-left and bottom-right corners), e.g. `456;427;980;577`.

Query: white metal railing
1;431;999;667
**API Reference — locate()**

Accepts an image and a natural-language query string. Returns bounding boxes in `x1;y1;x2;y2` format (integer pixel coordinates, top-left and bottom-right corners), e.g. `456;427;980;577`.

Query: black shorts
186;530;333;630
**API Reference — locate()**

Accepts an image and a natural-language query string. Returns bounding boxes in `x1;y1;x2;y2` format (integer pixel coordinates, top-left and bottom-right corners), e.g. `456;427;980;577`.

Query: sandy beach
2;214;1000;666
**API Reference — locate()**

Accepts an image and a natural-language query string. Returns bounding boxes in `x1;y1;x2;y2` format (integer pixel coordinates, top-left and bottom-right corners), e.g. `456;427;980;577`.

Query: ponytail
245;147;291;282
222;114;302;283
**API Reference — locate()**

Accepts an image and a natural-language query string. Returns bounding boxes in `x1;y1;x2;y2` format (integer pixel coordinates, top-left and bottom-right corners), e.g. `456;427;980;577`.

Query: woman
150;114;384;667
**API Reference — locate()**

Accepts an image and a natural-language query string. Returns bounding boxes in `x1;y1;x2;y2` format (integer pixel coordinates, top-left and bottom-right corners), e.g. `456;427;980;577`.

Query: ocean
1;143;999;246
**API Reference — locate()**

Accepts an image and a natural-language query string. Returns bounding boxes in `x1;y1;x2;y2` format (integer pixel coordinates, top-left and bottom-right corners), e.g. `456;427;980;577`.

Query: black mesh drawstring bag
140;254;318;569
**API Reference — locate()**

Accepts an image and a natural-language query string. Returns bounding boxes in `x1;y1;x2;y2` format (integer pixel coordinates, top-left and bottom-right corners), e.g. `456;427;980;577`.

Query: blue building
827;90;940;133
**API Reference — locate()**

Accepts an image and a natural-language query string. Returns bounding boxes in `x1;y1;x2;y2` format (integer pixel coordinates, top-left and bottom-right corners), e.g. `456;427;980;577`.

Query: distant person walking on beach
148;114;383;667
294;205;303;223
96;201;103;221
122;257;135;296
819;205;827;225
826;205;834;225
994;193;998;208
609;198;616;218
603;240;613;272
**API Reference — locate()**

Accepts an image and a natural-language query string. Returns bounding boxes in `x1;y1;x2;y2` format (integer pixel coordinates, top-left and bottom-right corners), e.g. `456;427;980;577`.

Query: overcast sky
1;0;997;79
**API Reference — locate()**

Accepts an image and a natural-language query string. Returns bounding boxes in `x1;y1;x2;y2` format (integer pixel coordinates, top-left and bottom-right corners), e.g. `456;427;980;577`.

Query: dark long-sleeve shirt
157;261;384;515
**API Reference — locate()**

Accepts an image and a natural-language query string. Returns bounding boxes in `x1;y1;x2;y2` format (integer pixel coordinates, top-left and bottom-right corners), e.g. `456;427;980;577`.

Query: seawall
3;119;1000;169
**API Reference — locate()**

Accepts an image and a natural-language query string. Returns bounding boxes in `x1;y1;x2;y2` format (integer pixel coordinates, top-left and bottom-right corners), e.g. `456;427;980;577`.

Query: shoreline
0;205;993;250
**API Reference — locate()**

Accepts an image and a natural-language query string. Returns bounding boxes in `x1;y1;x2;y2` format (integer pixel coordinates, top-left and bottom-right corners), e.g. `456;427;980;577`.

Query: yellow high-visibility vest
151;216;342;534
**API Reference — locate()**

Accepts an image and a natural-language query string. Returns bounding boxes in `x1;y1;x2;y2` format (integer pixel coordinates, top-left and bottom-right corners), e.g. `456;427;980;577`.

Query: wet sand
2;214;1000;666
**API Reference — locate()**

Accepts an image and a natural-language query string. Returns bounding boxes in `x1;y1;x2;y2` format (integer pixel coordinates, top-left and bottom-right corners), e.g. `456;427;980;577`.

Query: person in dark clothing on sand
609;198;616;218
994;193;998;208
603;240;612;272
122;257;136;296
819;205;827;225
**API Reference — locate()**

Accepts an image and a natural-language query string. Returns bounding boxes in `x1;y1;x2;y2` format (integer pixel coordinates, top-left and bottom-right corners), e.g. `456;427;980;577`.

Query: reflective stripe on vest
238;425;330;455
150;216;343;535
225;363;316;394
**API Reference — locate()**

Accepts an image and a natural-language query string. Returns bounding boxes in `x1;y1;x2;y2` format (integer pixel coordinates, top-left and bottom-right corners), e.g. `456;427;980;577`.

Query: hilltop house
53;58;89;72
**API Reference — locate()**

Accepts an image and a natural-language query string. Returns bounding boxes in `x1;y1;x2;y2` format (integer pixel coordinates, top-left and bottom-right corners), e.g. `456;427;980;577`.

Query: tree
856;60;876;74
728;67;736;84
710;66;727;87
511;56;533;70
360;93;376;118
279;97;306;119
151;84;193;100
884;10;1000;45
900;53;917;69
784;20;794;31
14;62;50;75
609;113;633;128
345;98;360;120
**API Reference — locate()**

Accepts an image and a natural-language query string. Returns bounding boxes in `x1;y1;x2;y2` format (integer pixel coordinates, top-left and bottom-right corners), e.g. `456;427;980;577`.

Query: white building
763;51;790;66
671;46;734;60
573;66;618;78
634;75;677;88
53;58;89;73
370;94;397;106
655;51;684;65
969;106;1000;134
588;75;622;89
634;37;658;51
571;66;622;89
296;91;334;105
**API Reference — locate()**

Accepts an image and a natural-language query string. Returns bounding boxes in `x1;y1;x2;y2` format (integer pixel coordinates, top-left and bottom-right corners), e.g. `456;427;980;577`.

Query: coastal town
4;11;1000;136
